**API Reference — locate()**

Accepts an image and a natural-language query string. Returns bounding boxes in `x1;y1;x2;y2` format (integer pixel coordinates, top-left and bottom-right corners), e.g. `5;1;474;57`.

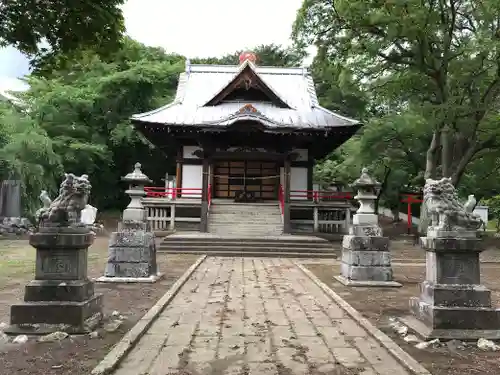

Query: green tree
0;101;60;215
23;38;184;210
192;44;304;67
0;0;125;69
294;0;500;231
293;0;500;186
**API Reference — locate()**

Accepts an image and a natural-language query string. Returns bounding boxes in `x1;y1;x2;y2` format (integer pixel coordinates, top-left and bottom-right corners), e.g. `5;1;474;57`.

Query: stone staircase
208;202;283;236
158;202;337;258
158;234;336;258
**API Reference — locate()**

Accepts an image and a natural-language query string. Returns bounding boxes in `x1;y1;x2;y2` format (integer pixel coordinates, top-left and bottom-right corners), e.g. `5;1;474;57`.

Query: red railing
278;185;285;215
290;190;353;201
144;187;202;198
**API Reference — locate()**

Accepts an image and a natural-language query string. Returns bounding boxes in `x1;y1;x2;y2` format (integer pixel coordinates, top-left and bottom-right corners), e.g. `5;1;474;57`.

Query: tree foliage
192;44;304;67
0;102;60;214
16;38;184;211
295;0;500;223
3;41;306;215
0;0;125;71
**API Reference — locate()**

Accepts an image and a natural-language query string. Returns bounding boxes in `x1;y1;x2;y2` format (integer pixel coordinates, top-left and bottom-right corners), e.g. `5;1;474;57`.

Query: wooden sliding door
213;160;278;200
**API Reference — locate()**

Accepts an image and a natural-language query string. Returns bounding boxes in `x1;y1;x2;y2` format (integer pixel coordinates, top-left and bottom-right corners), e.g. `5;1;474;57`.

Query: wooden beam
200;158;210;233
283;157;292;234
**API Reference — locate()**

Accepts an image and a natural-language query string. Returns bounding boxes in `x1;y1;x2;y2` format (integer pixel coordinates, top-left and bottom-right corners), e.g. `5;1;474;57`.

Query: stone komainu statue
423;177;482;233
38;173;91;227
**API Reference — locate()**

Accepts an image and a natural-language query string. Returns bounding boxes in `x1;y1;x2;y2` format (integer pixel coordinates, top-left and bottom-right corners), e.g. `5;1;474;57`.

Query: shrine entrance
213;160;279;200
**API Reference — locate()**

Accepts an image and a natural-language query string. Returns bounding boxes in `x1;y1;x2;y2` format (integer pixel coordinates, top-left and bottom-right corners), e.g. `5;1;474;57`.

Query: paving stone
246;334;273;361
164;324;196;347
113;347;162;375
353;337;410;374
146;346;185;375
334;318;369;337
110;257;417;375
330;347;368;368
293;321;317;336
248;362;278;375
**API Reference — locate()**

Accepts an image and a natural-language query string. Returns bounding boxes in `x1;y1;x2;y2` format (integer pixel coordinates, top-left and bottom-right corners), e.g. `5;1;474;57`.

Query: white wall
279;166;309;199
181;165;202;198
182;145;202;159
291;167;308;200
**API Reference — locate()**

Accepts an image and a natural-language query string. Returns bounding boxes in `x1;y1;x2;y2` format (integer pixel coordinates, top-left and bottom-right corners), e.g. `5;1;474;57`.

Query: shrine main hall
131;52;360;236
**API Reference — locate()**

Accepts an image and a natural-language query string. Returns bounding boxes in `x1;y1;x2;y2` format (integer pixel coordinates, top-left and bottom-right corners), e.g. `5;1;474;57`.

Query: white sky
0;0;306;90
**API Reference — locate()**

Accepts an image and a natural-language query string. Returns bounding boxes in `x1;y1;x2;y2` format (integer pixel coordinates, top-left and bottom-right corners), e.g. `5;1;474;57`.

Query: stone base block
104;229;158;278
343;234;388;250
418;281;492;307
334;275;402;287
400;315;500;340
342;249;391;266
95;272;164;284
7;293;103;334
409;297;500;336
24;279;95;302
340;262;394;282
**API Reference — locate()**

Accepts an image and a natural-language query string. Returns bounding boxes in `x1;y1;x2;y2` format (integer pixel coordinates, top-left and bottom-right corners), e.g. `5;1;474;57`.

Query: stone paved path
114;257;411;375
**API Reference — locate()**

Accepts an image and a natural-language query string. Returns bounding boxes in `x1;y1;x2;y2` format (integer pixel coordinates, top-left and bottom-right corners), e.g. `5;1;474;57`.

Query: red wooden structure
401;192;423;234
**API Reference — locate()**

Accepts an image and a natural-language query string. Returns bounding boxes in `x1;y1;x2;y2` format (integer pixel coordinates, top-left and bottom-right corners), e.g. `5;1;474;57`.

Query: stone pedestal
96;222;163;283
404;236;500;340
335;227;401;287
6;227;103;334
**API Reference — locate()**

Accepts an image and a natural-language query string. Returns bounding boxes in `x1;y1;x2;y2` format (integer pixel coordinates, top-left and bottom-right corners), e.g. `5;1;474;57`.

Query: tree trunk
424;131;440;179
374;167;391;215
419;131;440;234
391;208;401;222
451;141;480;186
441;126;451;177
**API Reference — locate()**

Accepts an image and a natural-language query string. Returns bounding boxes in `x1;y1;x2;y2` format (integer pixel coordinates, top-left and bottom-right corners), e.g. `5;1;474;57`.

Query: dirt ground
304;240;500;375
0;237;199;375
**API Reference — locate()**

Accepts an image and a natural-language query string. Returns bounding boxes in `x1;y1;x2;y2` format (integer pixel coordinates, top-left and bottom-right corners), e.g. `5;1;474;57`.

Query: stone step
158;249;336;258
160;241;333;249
210;209;279;212
161;236;329;244
208;233;283;237
209;213;281;217
159;244;333;252
209;225;282;228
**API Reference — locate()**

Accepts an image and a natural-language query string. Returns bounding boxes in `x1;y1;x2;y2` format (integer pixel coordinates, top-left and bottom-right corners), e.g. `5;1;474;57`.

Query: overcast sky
0;0;304;91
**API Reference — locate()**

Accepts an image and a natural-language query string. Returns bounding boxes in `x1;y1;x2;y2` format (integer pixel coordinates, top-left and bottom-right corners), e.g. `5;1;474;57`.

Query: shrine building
131;52;361;237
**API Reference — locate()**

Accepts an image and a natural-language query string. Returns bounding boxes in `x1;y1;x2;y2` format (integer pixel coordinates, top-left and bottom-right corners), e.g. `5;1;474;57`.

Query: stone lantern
121;162;152;224
351;167;381;232
96;162;163;283
335;167;401;287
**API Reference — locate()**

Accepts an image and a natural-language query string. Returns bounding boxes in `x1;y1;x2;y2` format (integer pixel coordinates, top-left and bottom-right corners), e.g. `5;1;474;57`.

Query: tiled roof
132;60;360;130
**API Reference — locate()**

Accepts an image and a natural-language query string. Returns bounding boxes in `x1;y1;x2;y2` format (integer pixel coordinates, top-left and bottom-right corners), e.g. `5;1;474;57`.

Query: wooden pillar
283;157;292;234
175;147;182;199
200;157;210;233
307;159;313;200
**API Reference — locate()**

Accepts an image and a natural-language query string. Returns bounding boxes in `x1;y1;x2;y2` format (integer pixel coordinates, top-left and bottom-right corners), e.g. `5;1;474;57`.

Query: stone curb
294;262;432;375
90;255;207;375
